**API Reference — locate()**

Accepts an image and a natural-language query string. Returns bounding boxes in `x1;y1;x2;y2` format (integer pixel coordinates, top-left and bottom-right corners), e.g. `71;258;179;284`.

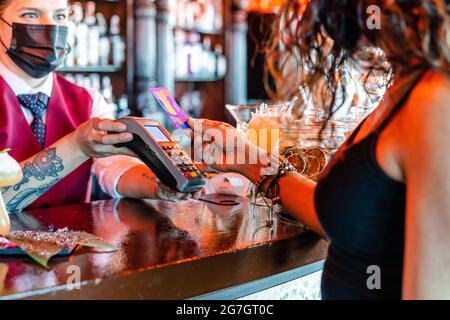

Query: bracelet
253;153;281;193
265;158;297;205
253;155;297;203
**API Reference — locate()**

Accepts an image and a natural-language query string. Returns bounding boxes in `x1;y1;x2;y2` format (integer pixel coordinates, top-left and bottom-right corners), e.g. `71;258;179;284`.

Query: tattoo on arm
13;148;64;191
6;179;60;213
4;148;65;212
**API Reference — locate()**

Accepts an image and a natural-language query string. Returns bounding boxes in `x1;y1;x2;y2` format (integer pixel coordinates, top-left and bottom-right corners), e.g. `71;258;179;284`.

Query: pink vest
0;73;93;210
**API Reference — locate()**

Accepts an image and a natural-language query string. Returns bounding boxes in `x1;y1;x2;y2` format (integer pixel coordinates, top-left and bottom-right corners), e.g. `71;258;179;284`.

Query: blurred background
58;0;293;129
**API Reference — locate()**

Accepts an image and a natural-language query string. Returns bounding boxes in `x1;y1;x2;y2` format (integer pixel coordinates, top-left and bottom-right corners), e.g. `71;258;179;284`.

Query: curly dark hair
265;0;450;121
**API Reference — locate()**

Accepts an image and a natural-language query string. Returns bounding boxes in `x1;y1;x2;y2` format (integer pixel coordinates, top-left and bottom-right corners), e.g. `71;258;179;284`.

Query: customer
189;0;450;299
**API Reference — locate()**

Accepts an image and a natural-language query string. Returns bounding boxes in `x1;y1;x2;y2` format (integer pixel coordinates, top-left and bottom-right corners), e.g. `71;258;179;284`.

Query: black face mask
0;17;69;78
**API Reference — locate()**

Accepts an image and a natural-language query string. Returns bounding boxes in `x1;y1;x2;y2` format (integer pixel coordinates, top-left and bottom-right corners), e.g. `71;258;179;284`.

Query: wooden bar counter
0;197;328;300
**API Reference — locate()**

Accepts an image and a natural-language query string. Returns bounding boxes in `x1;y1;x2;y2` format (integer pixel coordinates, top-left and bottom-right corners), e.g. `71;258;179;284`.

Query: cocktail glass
226;102;291;207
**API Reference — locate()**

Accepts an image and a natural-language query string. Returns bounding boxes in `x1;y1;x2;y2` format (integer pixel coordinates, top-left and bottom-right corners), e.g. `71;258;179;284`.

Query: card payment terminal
114;117;206;193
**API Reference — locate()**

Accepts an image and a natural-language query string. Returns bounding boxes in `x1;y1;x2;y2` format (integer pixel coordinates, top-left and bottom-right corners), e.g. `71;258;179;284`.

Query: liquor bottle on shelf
97;13;111;66
110;15;126;67
71;2;89;67
198;0;215;32
86;2;100;66
101;76;119;116
184;0;195;30
201;36;216;76
137;90;167;126
173;0;222;33
213;0;223;31
214;44;227;78
65;14;76;67
62;73;120;117
116;95;131;118
189;32;202;75
89;73;101;92
173;30;226;80
101;76;113;104
179;90;204;118
174;30;188;78
63;2;126;70
85;1;96;26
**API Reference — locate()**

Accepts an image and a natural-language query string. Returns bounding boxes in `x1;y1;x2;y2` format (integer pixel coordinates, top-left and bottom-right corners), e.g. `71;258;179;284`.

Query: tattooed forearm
1;148;65;212
13;148;64;191
6;179;60;213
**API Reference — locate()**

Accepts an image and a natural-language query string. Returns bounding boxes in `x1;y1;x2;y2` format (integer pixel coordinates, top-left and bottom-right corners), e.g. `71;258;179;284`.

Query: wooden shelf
57;65;123;73
173;25;223;36
175;75;225;83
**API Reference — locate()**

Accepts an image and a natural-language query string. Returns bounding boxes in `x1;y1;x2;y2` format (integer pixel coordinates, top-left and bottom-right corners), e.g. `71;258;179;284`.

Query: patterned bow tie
18;92;50;148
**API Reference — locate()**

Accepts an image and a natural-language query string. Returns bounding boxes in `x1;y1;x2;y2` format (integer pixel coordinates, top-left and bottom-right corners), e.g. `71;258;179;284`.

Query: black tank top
315;71;424;299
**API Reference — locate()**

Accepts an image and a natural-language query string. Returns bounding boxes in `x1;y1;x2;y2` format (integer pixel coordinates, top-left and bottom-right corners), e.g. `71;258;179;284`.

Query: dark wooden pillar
134;0;157;112
155;0;175;96
226;0;248;104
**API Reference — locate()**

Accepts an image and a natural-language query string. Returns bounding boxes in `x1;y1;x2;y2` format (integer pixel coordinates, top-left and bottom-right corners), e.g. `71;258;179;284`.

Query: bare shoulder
401;70;450;160
410;71;450;116
401;71;450;131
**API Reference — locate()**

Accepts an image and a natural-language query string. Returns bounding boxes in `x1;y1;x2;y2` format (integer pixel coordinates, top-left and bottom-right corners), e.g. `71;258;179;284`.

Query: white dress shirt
0;60;143;199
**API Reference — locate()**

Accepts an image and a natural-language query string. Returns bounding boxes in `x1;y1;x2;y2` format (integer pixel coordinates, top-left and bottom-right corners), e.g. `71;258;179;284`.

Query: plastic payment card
150;87;190;129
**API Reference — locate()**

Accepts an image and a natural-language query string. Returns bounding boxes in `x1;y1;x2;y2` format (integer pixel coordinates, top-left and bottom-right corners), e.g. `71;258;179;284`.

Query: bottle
83;75;93;89
63;74;76;84
203;0;215;32
85;1;97;26
102;76;118;116
85;1;100;66
213;0;223;31
202;36;216;76
137;89;166;124
176;0;186;28
75;74;86;87
190;90;204;117
101;76;114;104
110;15;126;67
89;73;101;92
214;44;227;78
117;95;130;118
97;13;111;66
192;1;201;30
189;32;202;75
185;1;195;30
73;2;88;66
65;6;77;67
174;30;188;78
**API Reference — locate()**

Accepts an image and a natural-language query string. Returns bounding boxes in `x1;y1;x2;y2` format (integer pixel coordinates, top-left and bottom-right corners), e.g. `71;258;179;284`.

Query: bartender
0;0;194;213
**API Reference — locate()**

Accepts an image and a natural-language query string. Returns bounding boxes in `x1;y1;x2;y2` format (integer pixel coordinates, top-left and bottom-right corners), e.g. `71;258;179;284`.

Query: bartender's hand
73;118;137;158
187;118;267;181
117;164;201;202
155;179;202;202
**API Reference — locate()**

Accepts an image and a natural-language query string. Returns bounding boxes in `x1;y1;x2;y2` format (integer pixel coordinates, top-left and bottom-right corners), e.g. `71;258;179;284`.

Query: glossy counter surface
0;198;328;300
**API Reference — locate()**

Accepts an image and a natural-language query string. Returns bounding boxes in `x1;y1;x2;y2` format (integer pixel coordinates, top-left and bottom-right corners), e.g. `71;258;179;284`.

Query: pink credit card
150;87;190;129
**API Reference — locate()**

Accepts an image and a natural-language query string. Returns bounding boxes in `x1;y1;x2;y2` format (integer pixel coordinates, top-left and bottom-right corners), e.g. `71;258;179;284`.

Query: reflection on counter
0;198;309;298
